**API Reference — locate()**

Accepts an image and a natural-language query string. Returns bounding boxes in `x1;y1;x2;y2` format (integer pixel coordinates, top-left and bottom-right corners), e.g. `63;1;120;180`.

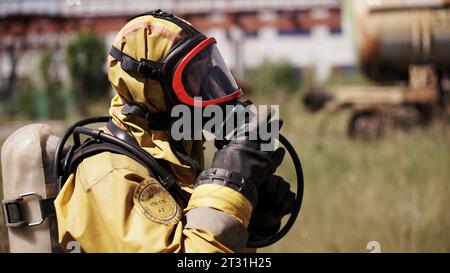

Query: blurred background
1;0;449;252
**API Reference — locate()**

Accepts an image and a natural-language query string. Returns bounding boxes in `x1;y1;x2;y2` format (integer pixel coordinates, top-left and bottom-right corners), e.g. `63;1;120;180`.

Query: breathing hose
246;133;304;248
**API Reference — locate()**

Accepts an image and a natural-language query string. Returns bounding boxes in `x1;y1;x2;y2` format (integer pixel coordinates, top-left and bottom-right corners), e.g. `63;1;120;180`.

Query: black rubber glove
210;141;285;188
198;103;285;207
248;175;296;240
211;106;285;188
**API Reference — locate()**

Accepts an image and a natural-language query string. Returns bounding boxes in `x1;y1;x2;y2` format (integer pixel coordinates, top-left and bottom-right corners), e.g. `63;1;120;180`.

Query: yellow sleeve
54;152;252;253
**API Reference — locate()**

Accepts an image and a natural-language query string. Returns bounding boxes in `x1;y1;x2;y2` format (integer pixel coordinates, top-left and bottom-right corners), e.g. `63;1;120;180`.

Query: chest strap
121;103;172;131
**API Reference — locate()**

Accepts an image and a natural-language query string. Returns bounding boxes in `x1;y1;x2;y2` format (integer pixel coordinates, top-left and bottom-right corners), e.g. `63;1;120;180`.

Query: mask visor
173;37;242;107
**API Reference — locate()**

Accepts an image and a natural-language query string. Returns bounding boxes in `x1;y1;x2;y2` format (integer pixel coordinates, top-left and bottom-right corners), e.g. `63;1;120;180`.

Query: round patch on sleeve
133;177;182;225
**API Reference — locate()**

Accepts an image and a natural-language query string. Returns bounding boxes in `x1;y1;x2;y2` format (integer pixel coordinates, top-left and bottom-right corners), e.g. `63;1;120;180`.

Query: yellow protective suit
54;15;252;252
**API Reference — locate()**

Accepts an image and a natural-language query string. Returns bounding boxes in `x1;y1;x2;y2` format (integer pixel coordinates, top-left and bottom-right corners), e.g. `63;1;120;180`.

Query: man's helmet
109;9;242;108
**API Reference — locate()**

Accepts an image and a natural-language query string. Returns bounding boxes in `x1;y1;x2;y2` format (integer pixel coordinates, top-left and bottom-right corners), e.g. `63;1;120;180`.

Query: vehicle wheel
348;111;384;139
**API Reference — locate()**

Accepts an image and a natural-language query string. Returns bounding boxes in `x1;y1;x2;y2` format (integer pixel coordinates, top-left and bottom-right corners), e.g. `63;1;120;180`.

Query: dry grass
260;95;450;252
1;95;449;253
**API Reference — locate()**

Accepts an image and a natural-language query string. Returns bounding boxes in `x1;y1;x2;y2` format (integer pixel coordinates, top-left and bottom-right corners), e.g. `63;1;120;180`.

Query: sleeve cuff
185;184;253;228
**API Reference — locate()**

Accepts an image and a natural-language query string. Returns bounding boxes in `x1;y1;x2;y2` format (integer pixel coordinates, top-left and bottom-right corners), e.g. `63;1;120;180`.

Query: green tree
6;77;38;120
40;52;67;119
65;31;109;116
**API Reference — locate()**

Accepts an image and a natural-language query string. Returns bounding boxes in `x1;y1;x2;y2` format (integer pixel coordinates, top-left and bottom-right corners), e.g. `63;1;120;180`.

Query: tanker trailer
304;0;450;138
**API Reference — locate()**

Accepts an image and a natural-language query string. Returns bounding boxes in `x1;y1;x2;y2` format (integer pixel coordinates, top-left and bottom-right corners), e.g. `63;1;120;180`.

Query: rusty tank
304;0;450;138
354;0;450;82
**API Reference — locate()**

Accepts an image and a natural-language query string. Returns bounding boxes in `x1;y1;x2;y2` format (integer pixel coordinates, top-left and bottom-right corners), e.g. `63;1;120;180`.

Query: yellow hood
107;15;204;184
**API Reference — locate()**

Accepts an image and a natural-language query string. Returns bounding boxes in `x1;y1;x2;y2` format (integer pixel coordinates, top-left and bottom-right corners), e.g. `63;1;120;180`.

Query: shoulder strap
119;103;202;174
65;139;154;178
107;119;202;179
64;138;190;207
106;119;139;147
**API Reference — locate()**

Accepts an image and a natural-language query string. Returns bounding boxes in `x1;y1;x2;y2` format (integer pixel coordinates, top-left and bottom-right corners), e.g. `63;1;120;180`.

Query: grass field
263;96;450;252
1;94;449;253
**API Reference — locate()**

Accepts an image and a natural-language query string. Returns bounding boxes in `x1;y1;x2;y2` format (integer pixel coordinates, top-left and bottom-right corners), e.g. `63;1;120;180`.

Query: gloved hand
211;105;285;188
233;102;281;147
210;140;285;188
248;175;296;240
198;103;285;208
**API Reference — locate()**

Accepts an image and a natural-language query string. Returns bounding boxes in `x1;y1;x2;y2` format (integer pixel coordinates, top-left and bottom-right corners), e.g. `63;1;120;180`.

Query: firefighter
54;10;295;252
